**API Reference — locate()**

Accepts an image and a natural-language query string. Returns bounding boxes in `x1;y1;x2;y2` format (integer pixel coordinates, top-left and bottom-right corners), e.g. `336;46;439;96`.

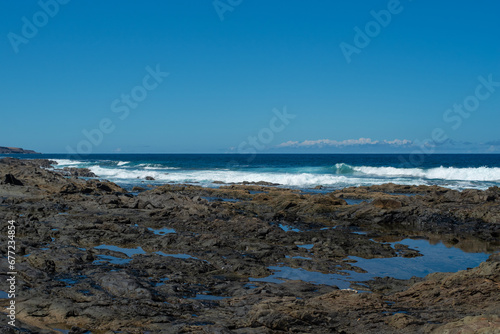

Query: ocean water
3;153;500;191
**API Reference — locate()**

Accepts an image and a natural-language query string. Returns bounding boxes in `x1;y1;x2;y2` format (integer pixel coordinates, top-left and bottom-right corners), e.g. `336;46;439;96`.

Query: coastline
0;147;40;154
0;158;499;333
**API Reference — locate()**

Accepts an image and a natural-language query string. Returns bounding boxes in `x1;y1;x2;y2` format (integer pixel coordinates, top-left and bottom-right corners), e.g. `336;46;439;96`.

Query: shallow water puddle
387;192;417;197
56;275;88;287
201;196;242;203
155;251;198;259
58;278;81;287
279;224;302;232
344;198;371;205
52;329;69;334
250;266;368;290
51;327;91;334
248;190;266;195
320;225;343;231
348;238;490;280
0;290;8;298
147;227;176;235
192;294;229;301
297;244;314;250
93;255;131;265
252;238;490;289
154;277;170;287
350;230;368;235
244;283;258;289
93;245;146;265
92;244;202;264
286;255;312;260
94;244;146;257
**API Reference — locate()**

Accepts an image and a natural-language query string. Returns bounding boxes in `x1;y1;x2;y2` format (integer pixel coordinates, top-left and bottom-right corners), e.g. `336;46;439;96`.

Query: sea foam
52;159;86;166
88;166;407;188
350;165;500;182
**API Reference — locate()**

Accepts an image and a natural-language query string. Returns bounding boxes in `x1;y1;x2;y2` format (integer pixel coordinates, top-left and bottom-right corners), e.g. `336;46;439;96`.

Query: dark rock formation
0;146;40;154
60;167;97;178
3;173;23;186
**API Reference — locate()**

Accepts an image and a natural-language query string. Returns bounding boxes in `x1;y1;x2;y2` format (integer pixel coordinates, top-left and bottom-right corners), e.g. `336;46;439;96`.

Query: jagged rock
97;271;152;300
61;167;97;178
4;173;23;186
431;314;500;333
372;198;403;210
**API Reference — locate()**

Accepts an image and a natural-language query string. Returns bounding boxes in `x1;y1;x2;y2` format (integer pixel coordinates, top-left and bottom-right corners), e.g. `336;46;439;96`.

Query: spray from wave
52;159;85;166
52;159;500;190
332;163;500;182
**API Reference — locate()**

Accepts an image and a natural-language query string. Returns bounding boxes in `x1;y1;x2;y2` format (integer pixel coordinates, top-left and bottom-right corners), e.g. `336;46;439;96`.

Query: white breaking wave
143;166;180;170
87;165;449;190
52;159;86;166
353;166;500;182
44;159;500;191
137;163;180;170
89;166;375;187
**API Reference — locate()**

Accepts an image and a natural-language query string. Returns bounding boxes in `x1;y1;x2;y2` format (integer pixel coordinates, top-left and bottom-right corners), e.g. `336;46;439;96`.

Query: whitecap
52;159;86;166
353;165;500;182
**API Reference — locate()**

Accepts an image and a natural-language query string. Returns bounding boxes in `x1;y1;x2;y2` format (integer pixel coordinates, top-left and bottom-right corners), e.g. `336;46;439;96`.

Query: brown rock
431;314;500;334
372;198;403;210
385;313;422;329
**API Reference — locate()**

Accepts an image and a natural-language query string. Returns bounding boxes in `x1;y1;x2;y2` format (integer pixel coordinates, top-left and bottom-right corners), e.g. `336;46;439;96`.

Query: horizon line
4;152;500;155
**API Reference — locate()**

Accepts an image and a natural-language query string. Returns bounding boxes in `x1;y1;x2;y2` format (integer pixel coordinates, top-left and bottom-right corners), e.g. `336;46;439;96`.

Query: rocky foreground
0;158;499;333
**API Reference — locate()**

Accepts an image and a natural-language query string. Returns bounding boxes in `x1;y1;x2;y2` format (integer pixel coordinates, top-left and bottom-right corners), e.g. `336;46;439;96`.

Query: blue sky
1;0;499;154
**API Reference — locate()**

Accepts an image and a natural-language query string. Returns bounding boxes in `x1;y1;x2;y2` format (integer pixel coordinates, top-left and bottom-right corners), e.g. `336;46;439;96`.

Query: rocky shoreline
0;158;499;333
0;147;40;154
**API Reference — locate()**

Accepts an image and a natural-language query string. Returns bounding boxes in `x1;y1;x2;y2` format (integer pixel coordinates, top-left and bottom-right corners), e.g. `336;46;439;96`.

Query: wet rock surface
0;158;498;333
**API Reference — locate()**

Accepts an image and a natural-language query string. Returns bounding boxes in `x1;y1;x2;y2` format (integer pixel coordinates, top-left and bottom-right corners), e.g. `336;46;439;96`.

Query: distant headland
0;146;40;154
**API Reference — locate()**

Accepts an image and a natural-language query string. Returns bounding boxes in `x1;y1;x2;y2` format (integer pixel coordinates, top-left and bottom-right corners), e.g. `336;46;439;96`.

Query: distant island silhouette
0;146;40;154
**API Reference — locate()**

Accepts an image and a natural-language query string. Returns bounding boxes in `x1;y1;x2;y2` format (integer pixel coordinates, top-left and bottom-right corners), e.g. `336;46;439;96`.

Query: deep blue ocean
4;153;500;191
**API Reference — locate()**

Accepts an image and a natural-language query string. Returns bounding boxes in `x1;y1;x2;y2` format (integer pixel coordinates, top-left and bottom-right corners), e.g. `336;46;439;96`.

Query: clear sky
1;0;499;154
